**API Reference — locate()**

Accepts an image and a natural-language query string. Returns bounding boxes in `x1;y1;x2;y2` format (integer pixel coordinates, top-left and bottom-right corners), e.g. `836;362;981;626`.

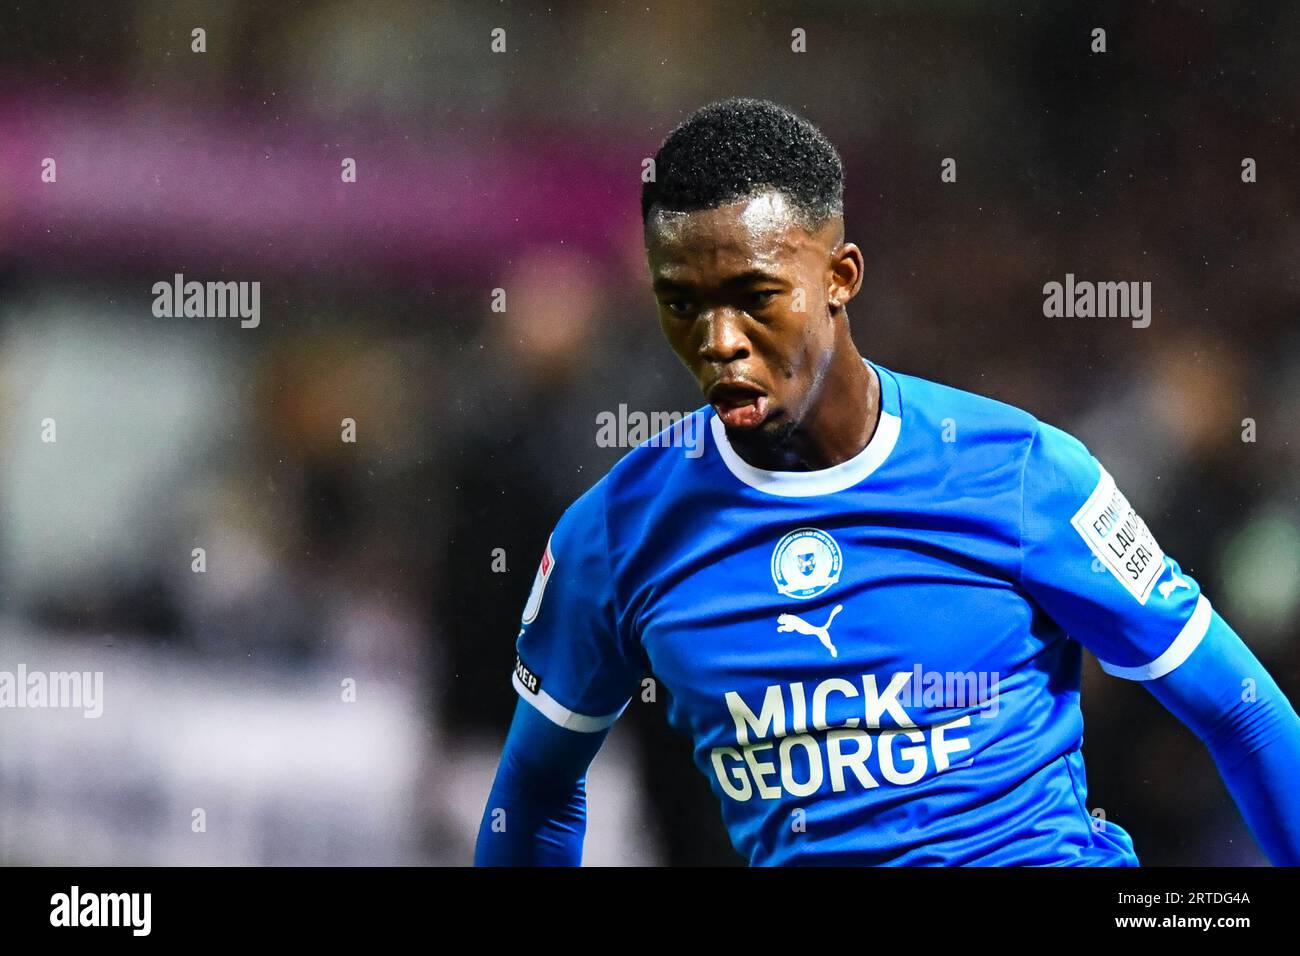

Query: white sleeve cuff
1097;594;1212;681
512;671;628;732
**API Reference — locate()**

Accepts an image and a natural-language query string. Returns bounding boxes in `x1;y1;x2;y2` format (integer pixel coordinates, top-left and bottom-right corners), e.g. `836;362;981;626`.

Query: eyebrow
652;270;787;293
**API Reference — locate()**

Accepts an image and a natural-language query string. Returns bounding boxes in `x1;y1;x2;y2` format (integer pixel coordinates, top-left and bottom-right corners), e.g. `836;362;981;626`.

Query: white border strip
1098;594;1212;681
513;671;627;732
711;410;901;498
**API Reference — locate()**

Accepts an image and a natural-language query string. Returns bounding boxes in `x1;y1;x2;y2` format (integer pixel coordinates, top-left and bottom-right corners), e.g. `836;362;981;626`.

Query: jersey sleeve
1019;420;1212;680
511;479;642;731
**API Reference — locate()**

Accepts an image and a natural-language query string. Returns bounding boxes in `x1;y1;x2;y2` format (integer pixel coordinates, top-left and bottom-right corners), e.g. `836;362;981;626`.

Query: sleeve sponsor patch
520;534;555;625
514;654;542;695
1069;466;1166;605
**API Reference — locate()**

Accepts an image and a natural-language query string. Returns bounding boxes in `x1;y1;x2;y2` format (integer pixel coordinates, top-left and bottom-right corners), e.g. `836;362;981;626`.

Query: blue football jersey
511;360;1218;865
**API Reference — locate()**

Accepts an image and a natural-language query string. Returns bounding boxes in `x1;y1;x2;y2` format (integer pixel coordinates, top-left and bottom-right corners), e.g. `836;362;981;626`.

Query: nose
698;308;750;364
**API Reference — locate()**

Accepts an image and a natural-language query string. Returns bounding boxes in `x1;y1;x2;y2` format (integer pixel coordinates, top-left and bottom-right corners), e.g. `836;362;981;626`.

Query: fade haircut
641;98;844;233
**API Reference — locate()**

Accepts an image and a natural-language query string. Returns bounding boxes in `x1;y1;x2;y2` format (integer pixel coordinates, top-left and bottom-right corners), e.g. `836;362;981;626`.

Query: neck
730;345;880;472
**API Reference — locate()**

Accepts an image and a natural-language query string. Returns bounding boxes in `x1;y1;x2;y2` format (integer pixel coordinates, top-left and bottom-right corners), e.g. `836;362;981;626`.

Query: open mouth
708;380;770;430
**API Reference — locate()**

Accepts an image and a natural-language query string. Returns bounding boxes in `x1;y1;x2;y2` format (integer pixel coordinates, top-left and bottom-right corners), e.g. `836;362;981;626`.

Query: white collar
711;363;900;498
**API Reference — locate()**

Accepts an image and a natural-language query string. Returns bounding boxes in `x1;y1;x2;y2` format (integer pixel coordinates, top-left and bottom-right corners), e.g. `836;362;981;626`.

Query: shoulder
604;404;714;500
882;364;1100;504
888;365;1041;444
556;405;714;538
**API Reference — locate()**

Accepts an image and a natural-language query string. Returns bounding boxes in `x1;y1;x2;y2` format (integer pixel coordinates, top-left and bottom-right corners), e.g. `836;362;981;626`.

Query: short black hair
641;98;844;231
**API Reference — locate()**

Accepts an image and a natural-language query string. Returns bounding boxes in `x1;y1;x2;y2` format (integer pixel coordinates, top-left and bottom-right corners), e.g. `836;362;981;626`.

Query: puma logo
776;604;844;657
1157;568;1191;599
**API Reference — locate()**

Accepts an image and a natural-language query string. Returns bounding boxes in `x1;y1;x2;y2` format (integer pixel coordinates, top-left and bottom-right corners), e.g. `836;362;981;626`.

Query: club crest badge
771;527;842;600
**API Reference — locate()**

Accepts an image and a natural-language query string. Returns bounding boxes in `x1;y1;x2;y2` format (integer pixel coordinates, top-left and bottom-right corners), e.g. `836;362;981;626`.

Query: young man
475;98;1300;866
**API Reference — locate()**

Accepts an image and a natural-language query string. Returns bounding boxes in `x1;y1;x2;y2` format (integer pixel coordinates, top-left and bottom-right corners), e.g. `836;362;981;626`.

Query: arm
1018;420;1300;863
474;697;609;866
474;478;640;865
1143;609;1300;864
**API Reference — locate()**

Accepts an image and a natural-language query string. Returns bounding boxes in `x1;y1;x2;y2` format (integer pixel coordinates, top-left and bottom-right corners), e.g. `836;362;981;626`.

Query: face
645;190;863;448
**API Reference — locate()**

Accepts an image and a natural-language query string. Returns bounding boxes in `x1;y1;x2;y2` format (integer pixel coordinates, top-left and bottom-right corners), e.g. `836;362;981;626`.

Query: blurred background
0;0;1297;865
